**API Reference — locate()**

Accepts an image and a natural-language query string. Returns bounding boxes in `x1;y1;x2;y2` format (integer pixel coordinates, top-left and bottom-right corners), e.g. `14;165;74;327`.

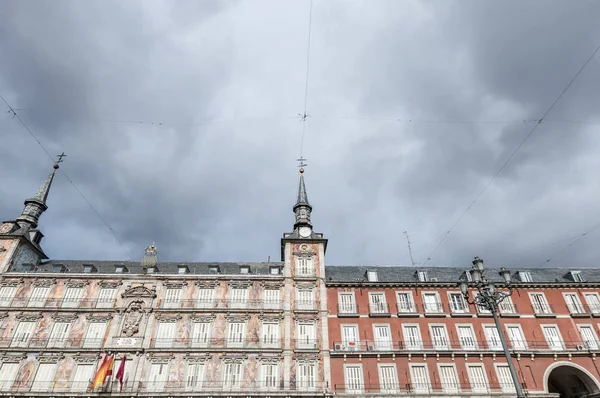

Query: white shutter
261;322;279;348
28;287;50;307
296;257;313;276
147;363;168;391
263;289;280;309
62;287;83;308
339;293;356;313
423;293;440;313
155;322;176;348
507;326;527;350
12;321;36;347
342;325;359;350
484;326;502;350
298;363;316;390
262;364;278;389
374;325;392;350
31;363;57;391
191;322;211;347
431;326;449;350
468;365;488;393
72;364;95;391
196;288;214;308
369;293;387;314
378;365;398;393
97;288;116;308
227;322;245;348
230;288;248;309
450;294;466;313
565;294;583;313
344;365;363;393
439;365;459;392
297;290;314;310
397;292;414;312
496;365;515;392
531;294;549;313
84;322;108;348
0;286;17;307
297;323;315;349
580;326;598;349
223;363;242;389
410;365;429;393
164;288;181;308
542;326;563;350
458;326;477;349
186;363;205;390
403;325;421;350
0;363;19;390
48;322;71;348
585;294;600;313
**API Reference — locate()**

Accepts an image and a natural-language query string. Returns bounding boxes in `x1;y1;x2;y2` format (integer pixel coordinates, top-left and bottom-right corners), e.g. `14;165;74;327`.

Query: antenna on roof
404;231;416;267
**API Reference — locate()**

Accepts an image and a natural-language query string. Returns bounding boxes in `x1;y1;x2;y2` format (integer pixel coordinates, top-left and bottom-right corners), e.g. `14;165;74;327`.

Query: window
31;363;57;391
499;296;517;314
263;289;280;309
146;267;156;274
423;292;442;313
296;257;314;276
338;292;357;314
378;364;399;394
261;363;278;389
0;285;17;307
83;264;96;273
297;323;316;349
542;326;563;350
344;365;364;394
240;266;250;274
147;363;168;391
261;322;279;348
430;325;449;350
496;365;515;392
48;322;71;348
191;322;211;347
178;265;189;274
585;293;600;314
97;288;117;308
296;289;315;310
402;325;422;350
186;363;205;390
579;325;598;350
84;322;108;348
196;288;214;308
564;293;585;314
506;325;527;350
373;325;393;350
367;270;378;282
297;363;316;391
439;365;459;393
464;271;473;282
163;288;182;308
72;363;95;391
457;325;477;349
28;287;50;307
62;287;83;308
115;265;128;273
518;271;532;282
467;365;489;393
230;288;248;309
0;362;19;390
227;322;246;348
12;321;36;347
341;325;359;350
208;266;219;274
223;362;243;389
570;271;584;282
396;292;415;313
530;293;551;314
475;293;491;314
269;266;280;275
417;271;428;282
409;365;430;393
155;322;176;348
369;292;388;314
449;292;467;313
483;325;502;351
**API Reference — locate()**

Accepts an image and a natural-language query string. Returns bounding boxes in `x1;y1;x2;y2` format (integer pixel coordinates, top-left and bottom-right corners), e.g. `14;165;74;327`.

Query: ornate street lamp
458;257;525;398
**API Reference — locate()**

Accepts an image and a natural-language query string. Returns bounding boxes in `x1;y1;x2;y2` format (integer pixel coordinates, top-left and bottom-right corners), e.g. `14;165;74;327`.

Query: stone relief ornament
122;285;157;299
122;300;144;337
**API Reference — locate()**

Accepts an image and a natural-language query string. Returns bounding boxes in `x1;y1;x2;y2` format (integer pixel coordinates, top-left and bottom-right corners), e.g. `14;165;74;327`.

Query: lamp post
458;257;525;398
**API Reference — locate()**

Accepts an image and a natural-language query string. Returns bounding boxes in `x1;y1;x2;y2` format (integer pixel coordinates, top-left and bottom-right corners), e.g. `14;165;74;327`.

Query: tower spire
293;166;313;232
16;163;60;229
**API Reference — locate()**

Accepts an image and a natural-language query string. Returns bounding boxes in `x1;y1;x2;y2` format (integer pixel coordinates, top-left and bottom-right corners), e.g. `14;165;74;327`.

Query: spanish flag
91;353;114;390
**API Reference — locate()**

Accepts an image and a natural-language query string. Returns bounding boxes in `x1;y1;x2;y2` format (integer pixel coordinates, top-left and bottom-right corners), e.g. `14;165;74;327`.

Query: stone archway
545;363;600;398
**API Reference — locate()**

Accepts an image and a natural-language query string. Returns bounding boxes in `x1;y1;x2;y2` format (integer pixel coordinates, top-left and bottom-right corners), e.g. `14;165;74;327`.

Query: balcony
0;297;117;309
396;302;419;317
158;299;284;311
333;382;528;395
423;301;446;317
532;303;556;317
368;302;391;317
149;337;282;350
337;303;359;317
295;300;317;311
0;337;107;349
295;338;319;350
567;303;593;317
498;303;520;317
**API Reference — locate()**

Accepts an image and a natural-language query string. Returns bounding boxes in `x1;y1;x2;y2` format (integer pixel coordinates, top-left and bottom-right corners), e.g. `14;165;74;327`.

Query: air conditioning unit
367;345;375;351
576;344;585;350
334;344;343;351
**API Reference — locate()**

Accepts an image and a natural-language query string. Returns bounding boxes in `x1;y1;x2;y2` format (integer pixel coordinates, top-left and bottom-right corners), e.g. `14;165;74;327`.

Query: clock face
299;227;311;238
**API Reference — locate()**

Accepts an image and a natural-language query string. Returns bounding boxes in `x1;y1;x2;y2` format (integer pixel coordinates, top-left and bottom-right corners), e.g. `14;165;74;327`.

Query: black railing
295;300;317;310
396;302;418;313
333;382;527;394
150;337;282;349
0;337;105;349
1;297;117;309
532;303;555;315
158;299;284;310
423;301;445;313
498;303;519;314
369;302;391;315
337;303;359;315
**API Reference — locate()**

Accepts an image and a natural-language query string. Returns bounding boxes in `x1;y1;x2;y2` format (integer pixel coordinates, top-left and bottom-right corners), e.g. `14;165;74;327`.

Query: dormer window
518;271;532;282
115;265;128;273
28;230;41;244
367;270;378;282
417;270;428;282
209;265;220;274
570;271;584;282
21;263;34;272
146;266;158;274
178;264;190;274
53;264;67;273
464;271;473;282
270;266;280;275
240;266;250;275
83;264;97;273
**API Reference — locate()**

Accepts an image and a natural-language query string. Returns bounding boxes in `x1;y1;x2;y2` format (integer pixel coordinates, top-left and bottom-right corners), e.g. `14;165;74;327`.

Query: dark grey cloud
1;0;599;270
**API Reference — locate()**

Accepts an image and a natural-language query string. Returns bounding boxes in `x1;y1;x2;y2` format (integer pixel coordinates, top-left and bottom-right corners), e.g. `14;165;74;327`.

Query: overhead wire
299;0;313;158
541;222;600;265
422;41;600;266
0;93;134;261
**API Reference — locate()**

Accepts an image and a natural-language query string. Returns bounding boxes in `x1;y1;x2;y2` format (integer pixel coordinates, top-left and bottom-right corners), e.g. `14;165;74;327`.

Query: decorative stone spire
141;243;159;268
16;163;60;229
293;168;313;230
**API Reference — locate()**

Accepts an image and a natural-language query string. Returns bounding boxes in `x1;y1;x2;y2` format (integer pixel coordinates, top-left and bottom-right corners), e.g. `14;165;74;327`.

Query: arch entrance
546;364;600;398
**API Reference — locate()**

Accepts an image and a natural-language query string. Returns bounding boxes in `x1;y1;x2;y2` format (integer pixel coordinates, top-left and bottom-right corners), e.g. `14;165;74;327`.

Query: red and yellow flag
91;353;114;390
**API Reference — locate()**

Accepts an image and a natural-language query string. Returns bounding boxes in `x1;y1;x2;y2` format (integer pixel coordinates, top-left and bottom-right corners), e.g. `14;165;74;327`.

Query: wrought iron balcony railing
368;302;391;316
333;382;528;394
295;300;317;311
532;303;556;315
149;337;283;349
0;297;117;309
337;303;359;315
0;337;106;349
158;299;284;310
423;301;446;314
396;302;419;314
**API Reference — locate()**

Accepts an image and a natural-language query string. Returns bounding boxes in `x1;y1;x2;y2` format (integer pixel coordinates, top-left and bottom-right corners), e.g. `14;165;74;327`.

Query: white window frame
12;321;36;348
372;324;393;351
571;271;584;282
296;256;314;277
297;322;316;349
223;362;243;390
62;287;84;308
402;324;422;350
378;364;399;394
409;363;431;394
396;291;416;313
437;363;460;393
195;287;215;309
296;288;315;310
230;287;249;309
429;324;450;350
344;364;364;394
71;363;96;392
495;364;516;393
163;288;182;309
467;364;489;393
96;287;117;309
263;289;281;310
191;321;212;348
147;363;169;391
578;324;599;350
185;362;205;390
483;324;502;351
261;321;280;348
48;321;72;348
0;362;20;390
456;324;478;349
417;271;428;282
542;324;564;351
226;321;246;348
260;363;279;390
422;292;442;313
498;296;517;314
368;292;388;314
341;324;360;351
584;293;600;314
563;292;585;314
154;322;176;349
505;324;527;350
297;362;316;391
367;270;378;282
31;363;57;391
529;292;551;314
518;271;532;282
448;292;468;314
28;287;50;307
0;285;18;307
338;292;357;314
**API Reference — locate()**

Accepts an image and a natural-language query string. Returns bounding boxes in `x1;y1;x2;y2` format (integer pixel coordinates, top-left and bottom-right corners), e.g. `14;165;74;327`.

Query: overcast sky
1;0;600;268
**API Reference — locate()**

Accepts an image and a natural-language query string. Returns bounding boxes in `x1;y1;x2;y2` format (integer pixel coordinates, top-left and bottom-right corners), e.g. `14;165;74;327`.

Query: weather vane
56;152;67;164
296;157;307;169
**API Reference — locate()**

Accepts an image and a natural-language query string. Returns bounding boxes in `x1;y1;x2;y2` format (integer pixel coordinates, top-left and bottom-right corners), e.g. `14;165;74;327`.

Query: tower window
366;270;378;282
